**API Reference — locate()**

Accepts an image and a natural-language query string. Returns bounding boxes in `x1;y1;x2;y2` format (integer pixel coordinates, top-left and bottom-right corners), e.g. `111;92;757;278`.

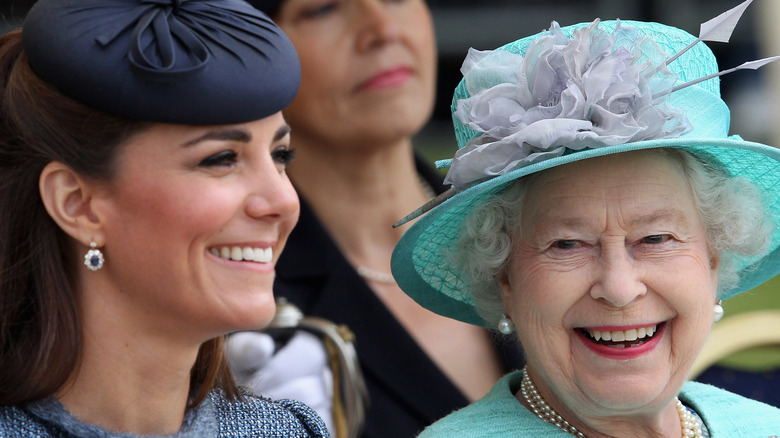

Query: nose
245;169;299;224
589;242;647;307
354;0;402;51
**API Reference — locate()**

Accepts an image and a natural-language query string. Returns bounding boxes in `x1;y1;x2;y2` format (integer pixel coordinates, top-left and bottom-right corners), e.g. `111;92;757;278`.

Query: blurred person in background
227;1;524;436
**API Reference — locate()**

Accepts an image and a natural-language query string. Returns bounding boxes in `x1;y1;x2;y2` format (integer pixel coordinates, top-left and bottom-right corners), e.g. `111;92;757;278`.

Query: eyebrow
534;208;690;232
274;124;291;142
182;123;291;147
627;208;690;228
183;129;251;147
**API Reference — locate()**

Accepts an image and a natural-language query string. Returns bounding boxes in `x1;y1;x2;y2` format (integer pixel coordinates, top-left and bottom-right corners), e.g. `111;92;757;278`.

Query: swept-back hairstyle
0;30;237;406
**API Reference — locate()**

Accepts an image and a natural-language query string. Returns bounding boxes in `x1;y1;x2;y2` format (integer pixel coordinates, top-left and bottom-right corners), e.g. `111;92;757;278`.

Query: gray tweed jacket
0;389;330;437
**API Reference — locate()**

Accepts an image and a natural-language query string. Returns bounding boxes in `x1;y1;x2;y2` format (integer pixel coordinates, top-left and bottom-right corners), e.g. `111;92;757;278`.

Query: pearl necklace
520;367;704;438
520;367;586;437
354;174;436;286
675;398;705;437
355;266;396;284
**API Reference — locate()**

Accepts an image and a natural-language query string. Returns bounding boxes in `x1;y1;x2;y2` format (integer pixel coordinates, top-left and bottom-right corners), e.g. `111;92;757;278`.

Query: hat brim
392;135;780;328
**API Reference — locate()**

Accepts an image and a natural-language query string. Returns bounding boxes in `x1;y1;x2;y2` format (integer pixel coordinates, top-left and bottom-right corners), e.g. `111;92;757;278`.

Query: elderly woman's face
499;150;719;416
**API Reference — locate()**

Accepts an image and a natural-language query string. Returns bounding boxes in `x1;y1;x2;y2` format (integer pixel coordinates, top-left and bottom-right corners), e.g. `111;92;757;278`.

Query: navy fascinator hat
21;0;300;125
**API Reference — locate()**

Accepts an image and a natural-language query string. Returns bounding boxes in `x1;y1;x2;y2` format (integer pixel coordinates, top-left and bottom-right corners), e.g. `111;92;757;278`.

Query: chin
575;373;671;412
225;294;277;332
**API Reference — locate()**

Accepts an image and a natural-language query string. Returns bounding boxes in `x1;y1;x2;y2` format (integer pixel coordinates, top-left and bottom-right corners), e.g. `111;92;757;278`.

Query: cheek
512;262;586;311
649;253;718;306
111;181;239;238
277;210;300;250
295;37;347;92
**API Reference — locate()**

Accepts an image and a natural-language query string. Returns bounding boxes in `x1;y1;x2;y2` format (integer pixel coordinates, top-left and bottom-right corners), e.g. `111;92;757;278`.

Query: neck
288;137;433;272
58;278;200;435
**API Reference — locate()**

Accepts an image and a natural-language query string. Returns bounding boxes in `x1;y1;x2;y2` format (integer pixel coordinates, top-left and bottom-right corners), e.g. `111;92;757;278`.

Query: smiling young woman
0;0;328;436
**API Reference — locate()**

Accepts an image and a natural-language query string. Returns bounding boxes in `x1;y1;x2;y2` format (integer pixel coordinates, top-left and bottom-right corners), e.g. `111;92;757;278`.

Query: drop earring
713;300;724;322
498;313;515;334
84;242;104;271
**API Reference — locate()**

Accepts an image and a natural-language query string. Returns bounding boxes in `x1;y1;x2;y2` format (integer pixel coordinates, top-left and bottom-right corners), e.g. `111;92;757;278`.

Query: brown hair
0;30;238;406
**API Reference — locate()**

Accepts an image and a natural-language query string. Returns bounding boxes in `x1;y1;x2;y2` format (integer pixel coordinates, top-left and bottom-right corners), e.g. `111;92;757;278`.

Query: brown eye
199;150;238;167
271;147;296;167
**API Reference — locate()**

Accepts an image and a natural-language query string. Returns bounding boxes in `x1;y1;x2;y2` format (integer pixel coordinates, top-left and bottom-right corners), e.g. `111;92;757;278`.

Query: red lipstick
577;322;665;360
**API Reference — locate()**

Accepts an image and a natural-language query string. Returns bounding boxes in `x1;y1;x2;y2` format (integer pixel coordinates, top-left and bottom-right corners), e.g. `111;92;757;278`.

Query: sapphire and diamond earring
84;242;104;271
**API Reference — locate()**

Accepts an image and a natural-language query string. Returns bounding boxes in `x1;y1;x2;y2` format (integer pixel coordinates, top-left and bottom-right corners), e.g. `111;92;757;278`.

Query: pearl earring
84;242;104;271
713;300;724;322
498;313;515;334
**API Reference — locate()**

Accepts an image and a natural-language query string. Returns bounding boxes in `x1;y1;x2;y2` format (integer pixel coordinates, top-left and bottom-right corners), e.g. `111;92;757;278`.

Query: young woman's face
91;113;299;341
274;0;437;149
499;150;719;422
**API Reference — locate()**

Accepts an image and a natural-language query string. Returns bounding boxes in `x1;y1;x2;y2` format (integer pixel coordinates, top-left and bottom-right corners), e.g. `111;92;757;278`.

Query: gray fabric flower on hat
446;20;691;189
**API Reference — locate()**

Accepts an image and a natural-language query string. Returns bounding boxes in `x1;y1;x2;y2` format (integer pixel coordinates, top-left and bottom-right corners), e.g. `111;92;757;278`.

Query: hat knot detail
22;0;301;124
94;0;273;79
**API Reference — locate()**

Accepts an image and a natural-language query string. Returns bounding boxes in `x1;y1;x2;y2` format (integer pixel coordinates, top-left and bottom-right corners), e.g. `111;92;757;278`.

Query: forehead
522;150;699;228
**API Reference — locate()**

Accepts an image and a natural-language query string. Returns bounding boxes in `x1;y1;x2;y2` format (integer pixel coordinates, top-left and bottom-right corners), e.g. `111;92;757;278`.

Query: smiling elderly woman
391;5;780;438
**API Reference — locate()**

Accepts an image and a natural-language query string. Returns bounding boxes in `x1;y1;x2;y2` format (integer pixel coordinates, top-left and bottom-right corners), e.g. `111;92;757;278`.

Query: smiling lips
209;246;272;263
578;323;665;359
584;325;658;345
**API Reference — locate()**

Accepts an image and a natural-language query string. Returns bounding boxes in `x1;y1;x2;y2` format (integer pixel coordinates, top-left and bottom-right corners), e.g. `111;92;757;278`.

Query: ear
709;252;720;290
497;264;514;312
39;162;104;246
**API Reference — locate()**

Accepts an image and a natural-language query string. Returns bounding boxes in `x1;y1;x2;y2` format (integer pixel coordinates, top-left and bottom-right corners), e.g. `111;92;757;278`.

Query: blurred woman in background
229;1;524;436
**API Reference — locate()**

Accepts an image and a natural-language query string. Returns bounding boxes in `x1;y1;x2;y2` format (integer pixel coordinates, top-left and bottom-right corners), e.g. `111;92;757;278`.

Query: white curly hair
449;148;774;328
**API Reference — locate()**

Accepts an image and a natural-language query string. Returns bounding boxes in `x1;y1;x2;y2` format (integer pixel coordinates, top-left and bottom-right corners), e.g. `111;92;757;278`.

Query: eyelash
272;147;296;166
552;235;671;250
554;240;580;250
197;147;295;169
641;234;670;245
199;150;237;167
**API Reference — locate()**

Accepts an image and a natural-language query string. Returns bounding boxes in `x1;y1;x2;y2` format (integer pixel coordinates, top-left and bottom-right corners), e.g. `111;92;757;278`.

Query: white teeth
253;248;272;263
586;325;658;343
210;246;273;263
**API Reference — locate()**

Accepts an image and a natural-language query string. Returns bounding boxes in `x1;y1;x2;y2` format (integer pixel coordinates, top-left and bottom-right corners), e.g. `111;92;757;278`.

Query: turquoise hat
391;18;780;327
